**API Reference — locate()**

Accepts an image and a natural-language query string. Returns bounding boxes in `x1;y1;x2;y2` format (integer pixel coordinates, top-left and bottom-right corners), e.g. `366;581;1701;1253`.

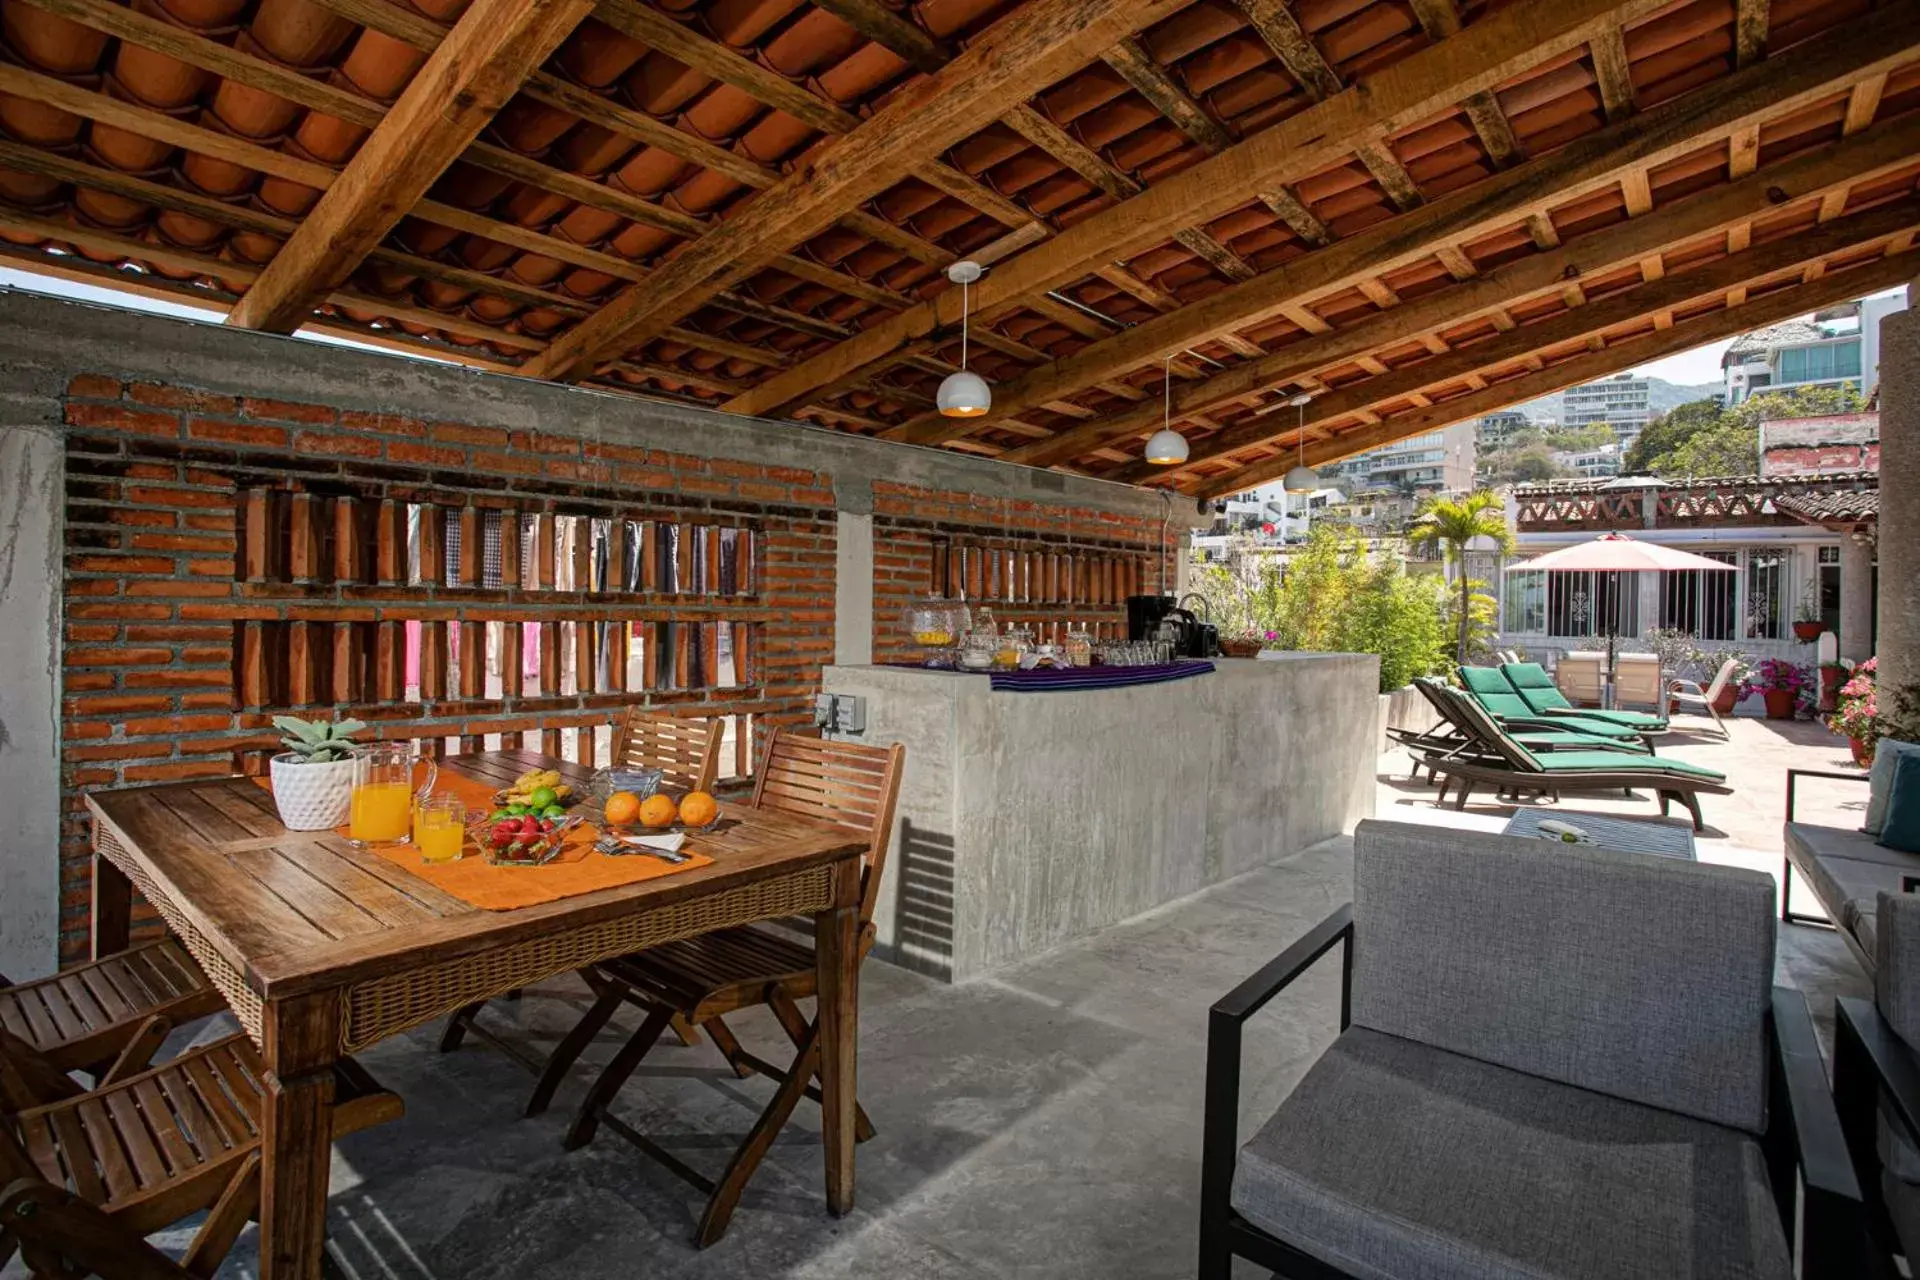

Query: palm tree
1409;491;1515;664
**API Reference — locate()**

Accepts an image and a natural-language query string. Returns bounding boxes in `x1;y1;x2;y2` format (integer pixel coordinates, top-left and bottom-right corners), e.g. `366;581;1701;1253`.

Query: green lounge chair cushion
1454;669;1637;740
1502;662;1668;730
1524;751;1726;782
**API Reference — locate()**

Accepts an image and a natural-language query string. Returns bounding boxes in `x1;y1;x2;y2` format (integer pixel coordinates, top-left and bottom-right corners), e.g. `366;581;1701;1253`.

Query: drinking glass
414;794;465;864
350;743;437;845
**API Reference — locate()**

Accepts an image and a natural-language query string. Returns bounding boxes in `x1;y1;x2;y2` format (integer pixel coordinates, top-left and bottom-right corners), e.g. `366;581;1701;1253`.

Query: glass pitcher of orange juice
349;743;437;846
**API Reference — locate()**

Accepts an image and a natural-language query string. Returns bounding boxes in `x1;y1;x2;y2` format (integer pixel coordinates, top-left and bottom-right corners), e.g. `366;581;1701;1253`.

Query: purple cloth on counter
987;660;1215;692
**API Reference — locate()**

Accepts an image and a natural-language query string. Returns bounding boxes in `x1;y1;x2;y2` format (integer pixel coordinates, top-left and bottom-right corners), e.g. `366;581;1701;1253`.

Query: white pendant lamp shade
1281;391;1317;491
937;368;991;417
937;260;990;419
1144;427;1190;464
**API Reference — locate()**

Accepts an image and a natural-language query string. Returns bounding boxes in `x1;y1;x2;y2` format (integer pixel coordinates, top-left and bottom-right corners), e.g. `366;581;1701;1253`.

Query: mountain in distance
1510;377;1723;423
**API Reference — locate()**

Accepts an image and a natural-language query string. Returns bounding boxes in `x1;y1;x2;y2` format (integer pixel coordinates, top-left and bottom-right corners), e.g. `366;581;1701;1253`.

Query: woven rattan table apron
86;749;868;1280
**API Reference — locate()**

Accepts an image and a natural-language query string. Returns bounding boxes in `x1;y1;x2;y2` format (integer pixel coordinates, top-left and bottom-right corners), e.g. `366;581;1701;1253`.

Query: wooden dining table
85;749;869;1280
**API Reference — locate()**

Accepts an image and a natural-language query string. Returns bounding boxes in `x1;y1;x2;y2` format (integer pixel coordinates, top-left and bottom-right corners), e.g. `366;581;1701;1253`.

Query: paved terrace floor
38;713;1869;1280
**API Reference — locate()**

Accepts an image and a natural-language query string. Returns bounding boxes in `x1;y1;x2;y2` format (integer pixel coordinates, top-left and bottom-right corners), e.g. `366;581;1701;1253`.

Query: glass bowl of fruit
474;811;583;866
601;788;725;837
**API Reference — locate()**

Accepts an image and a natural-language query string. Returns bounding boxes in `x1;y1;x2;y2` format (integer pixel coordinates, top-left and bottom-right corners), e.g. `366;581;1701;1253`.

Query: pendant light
1144;354;1188;464
936;261;990;418
1281;391;1319;492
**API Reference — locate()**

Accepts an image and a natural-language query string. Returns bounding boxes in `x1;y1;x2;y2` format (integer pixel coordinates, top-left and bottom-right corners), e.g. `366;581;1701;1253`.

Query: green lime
541;804;566;820
507;804;528;816
489;809;513;823
528;786;558;810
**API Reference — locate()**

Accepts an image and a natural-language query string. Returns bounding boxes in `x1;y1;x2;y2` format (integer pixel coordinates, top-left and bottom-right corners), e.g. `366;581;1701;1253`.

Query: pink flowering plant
1741;658;1813;698
1826;657;1879;749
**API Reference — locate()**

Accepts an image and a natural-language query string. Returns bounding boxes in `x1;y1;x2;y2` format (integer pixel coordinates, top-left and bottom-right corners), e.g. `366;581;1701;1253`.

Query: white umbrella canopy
1503;533;1735;692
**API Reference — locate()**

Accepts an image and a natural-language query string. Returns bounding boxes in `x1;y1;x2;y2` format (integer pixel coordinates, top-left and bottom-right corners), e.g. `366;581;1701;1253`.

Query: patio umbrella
1502;532;1736;686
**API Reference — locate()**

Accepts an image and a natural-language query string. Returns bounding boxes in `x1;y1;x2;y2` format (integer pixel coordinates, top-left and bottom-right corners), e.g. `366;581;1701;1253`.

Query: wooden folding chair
609;707;724;793
1;940;226;1077
543;730;905;1246
439;709;724;1059
0;1029;401;1278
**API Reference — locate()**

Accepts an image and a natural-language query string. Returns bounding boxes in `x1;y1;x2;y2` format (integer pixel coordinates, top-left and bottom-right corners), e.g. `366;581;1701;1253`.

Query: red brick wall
869;481;1172;664
57;375;834;962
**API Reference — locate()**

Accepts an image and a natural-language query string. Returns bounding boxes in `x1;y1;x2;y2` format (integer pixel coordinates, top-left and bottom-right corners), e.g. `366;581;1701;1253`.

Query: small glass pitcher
349;743;437;846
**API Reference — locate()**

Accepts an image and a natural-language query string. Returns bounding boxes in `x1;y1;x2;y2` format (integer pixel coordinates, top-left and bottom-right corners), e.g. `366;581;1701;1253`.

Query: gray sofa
1836;892;1920;1277
1201;818;1867;1279
1782;767;1916;974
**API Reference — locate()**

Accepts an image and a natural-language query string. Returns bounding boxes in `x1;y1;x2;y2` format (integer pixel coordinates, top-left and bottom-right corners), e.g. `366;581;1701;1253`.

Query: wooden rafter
1405;0;1523;169
523;0;1190;381
1124;198;1920;485
1194;248;1916;497
1001;110;1920;470
881;16;1920;451
726;0;1673;423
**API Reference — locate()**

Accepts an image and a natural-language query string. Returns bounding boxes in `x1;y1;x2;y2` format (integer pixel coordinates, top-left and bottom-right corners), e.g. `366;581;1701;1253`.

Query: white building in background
1550;442;1624;478
1721;293;1907;406
1562;374;1652;444
1327;421;1477;492
1477;410;1531;451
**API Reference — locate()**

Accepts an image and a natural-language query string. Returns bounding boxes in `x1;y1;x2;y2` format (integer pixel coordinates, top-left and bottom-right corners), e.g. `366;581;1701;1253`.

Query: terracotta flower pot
1711;686;1738;715
1762;689;1798;720
1850;736;1876;768
1819;667;1845;714
1792;621;1825;642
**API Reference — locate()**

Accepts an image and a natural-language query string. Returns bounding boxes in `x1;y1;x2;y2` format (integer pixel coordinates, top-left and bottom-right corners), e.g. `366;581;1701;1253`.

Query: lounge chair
1413;692;1730;830
1614;653;1665;712
1503;661;1670;732
1555;650;1606;705
1454;666;1648;742
1669;657;1741;739
1401;679;1651;759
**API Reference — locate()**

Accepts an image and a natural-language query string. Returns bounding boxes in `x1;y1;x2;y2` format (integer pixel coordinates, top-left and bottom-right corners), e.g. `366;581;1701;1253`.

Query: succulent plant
272;715;367;764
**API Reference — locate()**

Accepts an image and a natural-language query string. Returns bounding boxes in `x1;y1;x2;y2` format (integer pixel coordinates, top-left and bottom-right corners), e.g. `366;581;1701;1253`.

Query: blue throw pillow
1869;741;1920;837
1882;751;1920;855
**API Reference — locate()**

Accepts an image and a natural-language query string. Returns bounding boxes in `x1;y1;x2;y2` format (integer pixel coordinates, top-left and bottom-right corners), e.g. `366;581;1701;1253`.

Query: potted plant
1742;658;1811;721
1689;648;1750;715
1826;657;1878;766
1817;660;1850;714
1791;581;1825;642
268;714;366;830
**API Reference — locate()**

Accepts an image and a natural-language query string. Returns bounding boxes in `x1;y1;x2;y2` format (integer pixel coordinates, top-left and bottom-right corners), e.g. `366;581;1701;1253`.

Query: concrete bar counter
821;653;1378;982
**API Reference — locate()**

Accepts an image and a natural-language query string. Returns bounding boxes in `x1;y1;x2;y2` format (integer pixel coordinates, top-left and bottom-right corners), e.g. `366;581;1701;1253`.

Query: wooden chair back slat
610;709;723;794
750;730;905;927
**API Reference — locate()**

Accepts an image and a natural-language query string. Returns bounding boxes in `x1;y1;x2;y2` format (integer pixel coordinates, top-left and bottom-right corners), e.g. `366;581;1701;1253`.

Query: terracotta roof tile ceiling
1;0;1917;493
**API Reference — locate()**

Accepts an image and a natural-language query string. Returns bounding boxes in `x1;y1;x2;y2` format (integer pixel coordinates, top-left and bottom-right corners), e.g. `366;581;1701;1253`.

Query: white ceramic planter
268;752;357;831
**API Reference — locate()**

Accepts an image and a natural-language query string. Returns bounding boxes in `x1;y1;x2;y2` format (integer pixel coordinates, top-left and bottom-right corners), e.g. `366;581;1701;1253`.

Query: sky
2;265;1909;387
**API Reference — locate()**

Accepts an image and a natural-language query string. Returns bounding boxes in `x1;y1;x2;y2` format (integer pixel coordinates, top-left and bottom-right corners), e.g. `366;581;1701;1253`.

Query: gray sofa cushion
1350;820;1775;1132
1875;893;1920;1183
1231;1026;1790;1280
1868;740;1920;836
1786;823;1920;962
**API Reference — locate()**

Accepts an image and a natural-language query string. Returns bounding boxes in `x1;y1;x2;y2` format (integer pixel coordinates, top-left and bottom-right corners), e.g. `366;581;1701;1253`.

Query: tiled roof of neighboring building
1722;320;1829;363
1775;488;1880;524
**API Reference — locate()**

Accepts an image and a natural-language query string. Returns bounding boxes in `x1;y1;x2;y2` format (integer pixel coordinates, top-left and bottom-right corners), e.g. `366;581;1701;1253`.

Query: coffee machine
1125;594;1219;659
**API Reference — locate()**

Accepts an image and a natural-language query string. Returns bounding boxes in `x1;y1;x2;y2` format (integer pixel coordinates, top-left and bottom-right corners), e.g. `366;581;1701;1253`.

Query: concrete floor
17;712;1875;1280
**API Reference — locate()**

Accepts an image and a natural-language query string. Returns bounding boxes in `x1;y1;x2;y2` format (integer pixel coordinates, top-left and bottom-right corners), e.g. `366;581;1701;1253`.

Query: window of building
1543;569;1638;638
1779;340;1862;384
1658;551;1738;640
1503;569;1545;633
1745;548;1787;640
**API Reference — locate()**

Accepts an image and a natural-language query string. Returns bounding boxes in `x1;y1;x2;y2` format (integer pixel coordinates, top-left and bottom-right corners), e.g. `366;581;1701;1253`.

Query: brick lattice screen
55;376;1169;961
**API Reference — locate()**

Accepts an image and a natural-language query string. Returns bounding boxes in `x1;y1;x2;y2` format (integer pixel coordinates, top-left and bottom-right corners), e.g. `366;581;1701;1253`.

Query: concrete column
1879;308;1920;741
0;421;62;977
833;510;874;667
1839;533;1874;664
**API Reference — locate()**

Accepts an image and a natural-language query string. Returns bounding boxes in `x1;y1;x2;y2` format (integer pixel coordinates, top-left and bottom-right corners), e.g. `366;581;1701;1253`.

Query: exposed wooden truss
0;0;1914;497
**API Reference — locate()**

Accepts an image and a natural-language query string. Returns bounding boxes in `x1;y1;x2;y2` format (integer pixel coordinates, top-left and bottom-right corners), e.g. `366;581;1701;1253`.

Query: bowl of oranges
601;788;724;835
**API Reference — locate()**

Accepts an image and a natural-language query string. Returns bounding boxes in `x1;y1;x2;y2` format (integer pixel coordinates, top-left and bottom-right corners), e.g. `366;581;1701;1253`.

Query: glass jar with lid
993;624;1032;670
902;596;962;667
1063;627;1094;667
957;631;996;671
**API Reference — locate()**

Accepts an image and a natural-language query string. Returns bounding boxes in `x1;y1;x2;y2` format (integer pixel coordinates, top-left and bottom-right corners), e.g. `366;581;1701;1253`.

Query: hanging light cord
1297;404;1307;468
1163;353;1173;430
960;277;970;371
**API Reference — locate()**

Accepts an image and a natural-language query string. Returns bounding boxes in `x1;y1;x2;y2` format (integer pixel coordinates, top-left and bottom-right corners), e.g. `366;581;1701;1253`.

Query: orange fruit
678;791;718;828
604;791;641;826
637;794;678;829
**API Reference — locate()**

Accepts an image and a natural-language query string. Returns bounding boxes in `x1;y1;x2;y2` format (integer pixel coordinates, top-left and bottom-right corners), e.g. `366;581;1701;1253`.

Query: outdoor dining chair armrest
0;1178;195;1280
1835;996;1920;1157
1668;678;1707;695
1202;905;1353;1275
1785;768;1871;823
1769;988;1870;1277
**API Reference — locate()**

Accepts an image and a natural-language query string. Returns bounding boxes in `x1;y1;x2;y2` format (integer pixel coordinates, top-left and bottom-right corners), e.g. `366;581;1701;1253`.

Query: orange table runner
252;771;712;911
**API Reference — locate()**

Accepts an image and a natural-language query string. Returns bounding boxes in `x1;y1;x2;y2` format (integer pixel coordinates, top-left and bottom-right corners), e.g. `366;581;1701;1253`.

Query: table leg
92;848;131;959
815;901;858;1216
260;996;341;1280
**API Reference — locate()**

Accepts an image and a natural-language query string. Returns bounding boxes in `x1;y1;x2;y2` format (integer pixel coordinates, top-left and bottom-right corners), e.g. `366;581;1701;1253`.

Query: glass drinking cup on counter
414;794;466;863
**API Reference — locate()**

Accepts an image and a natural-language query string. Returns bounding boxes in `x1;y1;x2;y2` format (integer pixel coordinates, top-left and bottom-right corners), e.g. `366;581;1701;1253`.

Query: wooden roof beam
1194;248;1915;496
1000;110;1920;469
728;0;1676;423
526;0;1190;382
225;0;595;333
884;10;1920;449
1121;197;1920;484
